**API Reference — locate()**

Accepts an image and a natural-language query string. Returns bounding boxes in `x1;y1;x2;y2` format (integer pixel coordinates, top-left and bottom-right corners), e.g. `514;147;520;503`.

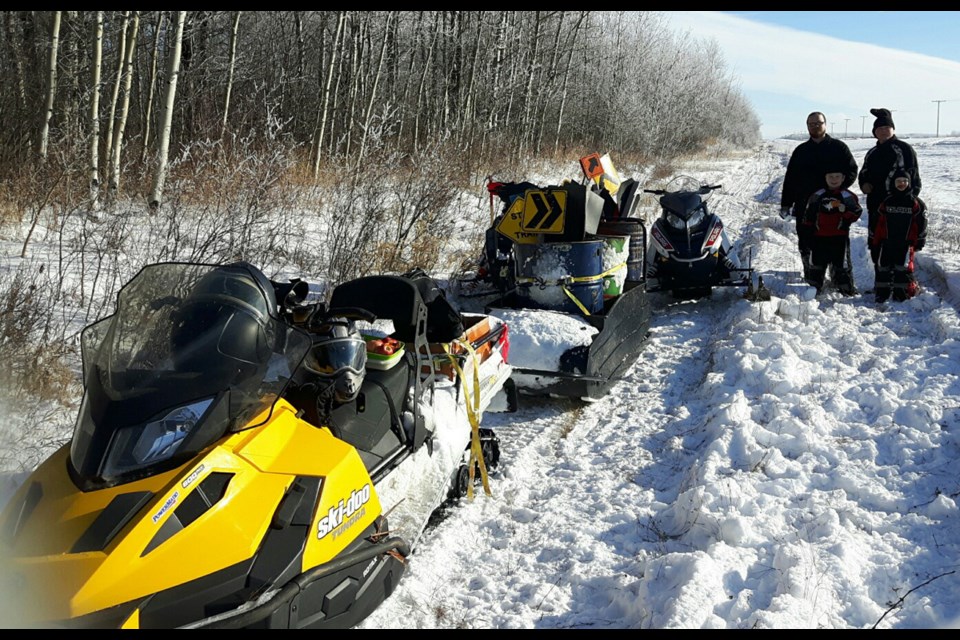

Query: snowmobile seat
330;275;426;343
329;352;413;468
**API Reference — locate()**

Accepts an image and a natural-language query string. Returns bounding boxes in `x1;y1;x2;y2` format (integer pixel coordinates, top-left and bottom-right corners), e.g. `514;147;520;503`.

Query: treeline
1;11;760;203
0;11;761;465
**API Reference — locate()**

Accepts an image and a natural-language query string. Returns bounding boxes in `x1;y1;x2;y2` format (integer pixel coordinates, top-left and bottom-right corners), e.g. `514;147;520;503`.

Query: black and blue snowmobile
643;175;761;299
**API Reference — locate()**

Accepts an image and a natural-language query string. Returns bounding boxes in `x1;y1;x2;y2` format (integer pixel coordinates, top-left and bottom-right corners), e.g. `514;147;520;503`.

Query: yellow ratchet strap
448;338;491;498
517;262;626;317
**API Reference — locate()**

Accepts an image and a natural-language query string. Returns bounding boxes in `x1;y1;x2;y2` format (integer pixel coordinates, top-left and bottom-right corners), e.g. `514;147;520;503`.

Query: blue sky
662;11;960;140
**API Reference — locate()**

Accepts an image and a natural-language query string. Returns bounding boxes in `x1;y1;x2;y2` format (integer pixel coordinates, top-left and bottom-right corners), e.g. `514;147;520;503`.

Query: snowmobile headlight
687;208;706;228
666;212;686;229
102;397;215;477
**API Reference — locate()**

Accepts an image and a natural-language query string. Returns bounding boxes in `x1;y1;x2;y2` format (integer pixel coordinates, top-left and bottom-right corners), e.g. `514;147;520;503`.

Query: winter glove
779;206;791;220
915;239;925;251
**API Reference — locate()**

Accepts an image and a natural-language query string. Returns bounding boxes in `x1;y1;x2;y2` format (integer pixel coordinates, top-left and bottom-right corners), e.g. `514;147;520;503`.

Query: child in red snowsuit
871;168;928;302
802;168;863;295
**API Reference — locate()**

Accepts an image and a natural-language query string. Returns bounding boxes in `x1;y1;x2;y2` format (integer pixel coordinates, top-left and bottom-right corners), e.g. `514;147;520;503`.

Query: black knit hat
871;108;895;135
825;160;848;175
892;167;910;187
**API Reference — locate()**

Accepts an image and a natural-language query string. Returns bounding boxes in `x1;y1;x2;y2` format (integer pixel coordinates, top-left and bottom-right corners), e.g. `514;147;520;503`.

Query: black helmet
304;316;367;404
171;262;277;382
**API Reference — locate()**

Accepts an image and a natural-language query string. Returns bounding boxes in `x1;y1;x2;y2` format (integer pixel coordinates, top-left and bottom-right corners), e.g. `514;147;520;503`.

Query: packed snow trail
360;290;739;629
359;140;960;629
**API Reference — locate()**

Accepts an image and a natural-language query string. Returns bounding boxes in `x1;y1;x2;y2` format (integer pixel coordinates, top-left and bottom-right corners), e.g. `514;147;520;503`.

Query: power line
932;100;949;137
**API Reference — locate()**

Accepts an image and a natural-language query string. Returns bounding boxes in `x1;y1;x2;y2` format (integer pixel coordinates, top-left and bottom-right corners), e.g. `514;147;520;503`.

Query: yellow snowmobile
0;261;512;628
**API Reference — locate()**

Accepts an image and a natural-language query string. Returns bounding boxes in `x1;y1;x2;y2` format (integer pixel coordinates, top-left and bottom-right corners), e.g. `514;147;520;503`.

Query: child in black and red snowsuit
802;168;863;295
871;168;928;302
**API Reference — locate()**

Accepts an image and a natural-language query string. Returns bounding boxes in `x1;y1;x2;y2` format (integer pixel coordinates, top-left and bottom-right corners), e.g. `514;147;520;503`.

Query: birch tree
89;11;104;206
312;10;345;178
220;10;241;140
38;10;61;160
103;11;130;178
149;10;185;212
141;11;164;164
355;11;393;169
107;11;139;203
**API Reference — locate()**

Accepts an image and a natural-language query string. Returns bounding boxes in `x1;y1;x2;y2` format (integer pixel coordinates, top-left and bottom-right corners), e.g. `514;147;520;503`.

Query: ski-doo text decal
316;484;372;540
152;491;180;524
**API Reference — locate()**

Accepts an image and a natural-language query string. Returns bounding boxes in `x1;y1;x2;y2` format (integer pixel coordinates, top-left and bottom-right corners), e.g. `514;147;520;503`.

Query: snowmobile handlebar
304;305;377;331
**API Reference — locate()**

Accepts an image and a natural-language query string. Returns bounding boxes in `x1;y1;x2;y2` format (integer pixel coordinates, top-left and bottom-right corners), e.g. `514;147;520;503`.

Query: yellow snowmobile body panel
0;400;380;627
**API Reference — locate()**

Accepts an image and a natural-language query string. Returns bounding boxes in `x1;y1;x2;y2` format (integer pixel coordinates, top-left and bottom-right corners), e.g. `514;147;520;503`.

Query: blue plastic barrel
514;241;605;314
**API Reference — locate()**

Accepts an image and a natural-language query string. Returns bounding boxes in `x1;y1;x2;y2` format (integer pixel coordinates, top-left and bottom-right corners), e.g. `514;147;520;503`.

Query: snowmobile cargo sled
0;262;512;629
455;154;652;401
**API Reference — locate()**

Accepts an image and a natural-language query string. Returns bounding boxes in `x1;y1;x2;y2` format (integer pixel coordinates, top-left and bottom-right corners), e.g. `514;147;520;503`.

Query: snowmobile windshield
664;175;708;197
69;262;312;489
661;176;711;226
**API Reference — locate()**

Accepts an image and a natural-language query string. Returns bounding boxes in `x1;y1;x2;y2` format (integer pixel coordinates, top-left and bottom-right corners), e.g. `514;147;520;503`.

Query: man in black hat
858;108;922;280
780;112;858;283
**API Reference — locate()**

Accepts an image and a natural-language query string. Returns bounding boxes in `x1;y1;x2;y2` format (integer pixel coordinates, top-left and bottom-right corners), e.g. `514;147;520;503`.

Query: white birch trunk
104;11;129;182
220;11;241;140
89;11;104;207
38;11;61;160
355;12;393;169
149;10;186;212
312;11;345;179
141;11;163;164
108;11;139;200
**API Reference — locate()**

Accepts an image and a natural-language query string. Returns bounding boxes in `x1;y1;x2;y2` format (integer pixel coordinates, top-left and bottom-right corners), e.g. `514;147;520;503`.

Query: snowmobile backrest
329;275;426;343
402;270;464;343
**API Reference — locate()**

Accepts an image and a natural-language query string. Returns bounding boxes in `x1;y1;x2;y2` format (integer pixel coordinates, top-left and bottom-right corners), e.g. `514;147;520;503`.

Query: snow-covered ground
356;136;960;629
3;136;960;629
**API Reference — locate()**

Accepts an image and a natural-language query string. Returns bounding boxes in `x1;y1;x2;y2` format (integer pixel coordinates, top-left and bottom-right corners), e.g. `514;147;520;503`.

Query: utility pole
932;100;947;137
861;115;868;137
844;119;850;138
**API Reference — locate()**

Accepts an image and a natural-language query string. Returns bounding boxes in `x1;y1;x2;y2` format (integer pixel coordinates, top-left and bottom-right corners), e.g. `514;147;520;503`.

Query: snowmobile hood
660;190;706;221
69;262;312;491
0;400;380;628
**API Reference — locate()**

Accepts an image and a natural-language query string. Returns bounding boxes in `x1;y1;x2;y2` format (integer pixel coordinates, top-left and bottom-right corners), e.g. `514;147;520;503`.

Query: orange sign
579;153;603;181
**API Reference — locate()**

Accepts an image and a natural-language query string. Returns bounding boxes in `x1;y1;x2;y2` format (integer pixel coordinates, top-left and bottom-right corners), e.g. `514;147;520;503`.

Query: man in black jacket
858;107;922;279
780;113;858;283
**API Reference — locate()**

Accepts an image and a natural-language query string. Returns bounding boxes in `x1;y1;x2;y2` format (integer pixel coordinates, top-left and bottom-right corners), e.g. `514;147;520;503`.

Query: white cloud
663;11;960;137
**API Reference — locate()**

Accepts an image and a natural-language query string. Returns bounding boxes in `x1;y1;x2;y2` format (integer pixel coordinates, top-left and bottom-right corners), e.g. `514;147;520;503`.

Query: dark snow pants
797;218;816;281
875;242;917;302
808;235;855;294
868;209;881;277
